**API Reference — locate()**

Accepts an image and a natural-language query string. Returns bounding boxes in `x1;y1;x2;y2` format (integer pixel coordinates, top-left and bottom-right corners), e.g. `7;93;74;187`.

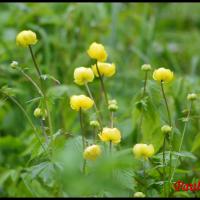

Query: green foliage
0;2;200;197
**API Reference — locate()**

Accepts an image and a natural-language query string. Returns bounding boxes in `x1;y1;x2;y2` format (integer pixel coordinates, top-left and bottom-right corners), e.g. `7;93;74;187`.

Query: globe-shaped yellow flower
70;95;94;111
16;30;38;47
92;62;116;77
133;144;154;159
83;144;101;160
153;68;173;83
74;67;94;85
98;127;121;144
87;42;107;62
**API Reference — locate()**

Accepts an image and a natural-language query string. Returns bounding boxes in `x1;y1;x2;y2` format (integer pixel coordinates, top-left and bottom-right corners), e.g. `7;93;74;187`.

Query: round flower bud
133;144;154;159
90;120;100;128
108;99;118;112
83;144;101;160
161;125;172;134
34;108;42;118
141;64;151;71
16;30;38;47
134;192;146;198
70;95;94;111
92;62;116;77
153;67;174;83
10;61;18;69
87;42;107;62
98;127;121;144
74;67;94;85
187;93;197;101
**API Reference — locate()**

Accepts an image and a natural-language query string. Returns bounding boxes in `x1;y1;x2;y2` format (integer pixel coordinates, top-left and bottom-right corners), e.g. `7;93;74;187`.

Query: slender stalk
82;159;87;175
95;61;109;106
162;136;166;197
93;127;96;144
137;71;148;141
109;140;112;154
79;108;86;149
170;101;193;183
28;45;41;77
84;83;103;129
160;81;172;197
1;91;48;157
19;68;43;97
40;119;49;143
28;45;53;148
111;111;114;128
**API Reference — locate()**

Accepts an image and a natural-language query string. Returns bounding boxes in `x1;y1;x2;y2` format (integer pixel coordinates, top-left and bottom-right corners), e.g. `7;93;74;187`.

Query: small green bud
161;125;172;134
141;64;151;71
108;104;118;111
187;93;197;101
134;192;146;198
34;108;42;118
90;120;100;128
10;61;18;69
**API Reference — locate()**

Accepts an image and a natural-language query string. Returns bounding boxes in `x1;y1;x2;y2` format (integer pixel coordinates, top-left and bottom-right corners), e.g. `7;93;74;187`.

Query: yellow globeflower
153;67;173;83
83;144;101;160
16;30;38;47
98;127;121;144
70;95;94;111
74;67;94;85
133;144;154;159
92;62;116;77
87;42;107;62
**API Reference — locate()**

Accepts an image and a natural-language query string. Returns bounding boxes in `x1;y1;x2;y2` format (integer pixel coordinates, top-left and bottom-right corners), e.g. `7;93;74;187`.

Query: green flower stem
82;159;87;175
84;82;103;129
160;81;172;197
109;140;112;154
137;71;149;141
28;45;53;150
79;108;86;149
95;61;109;106
40;119;49;143
162;136;166;197
170;101;193;183
1;91;49;158
111;111;114;128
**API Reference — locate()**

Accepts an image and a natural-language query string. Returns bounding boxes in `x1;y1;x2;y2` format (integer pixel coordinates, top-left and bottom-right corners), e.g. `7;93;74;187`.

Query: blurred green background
0;3;200;197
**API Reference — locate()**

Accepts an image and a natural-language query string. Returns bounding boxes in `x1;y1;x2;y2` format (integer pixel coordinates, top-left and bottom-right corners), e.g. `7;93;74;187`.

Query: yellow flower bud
141;64;151;71
16;30;38;47
90;120;100;128
98;127;121;144
87;42;107;62
153;67;174;83
92;62;116;77
74;67;94;85
134;192;146;198
133;144;154;159
83;144;101;160
70;95;94;111
10;61;18;69
161;125;172;134
108;99;118;111
34;108;42;118
187;93;197;101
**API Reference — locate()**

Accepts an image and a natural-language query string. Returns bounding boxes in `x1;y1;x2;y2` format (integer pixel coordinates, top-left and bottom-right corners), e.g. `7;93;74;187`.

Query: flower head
141;64;151;71
70;95;94;111
187;93;197;101
33;107;47;119
87;42;107;62
16;30;38;47
83;144;101;160
10;61;19;69
90;120;100;128
153;67;173;83
108;99;118;111
134;192;146;198
98;127;121;144
74;67;94;85
161;125;172;134
133;144;154;159
92;62;116;77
